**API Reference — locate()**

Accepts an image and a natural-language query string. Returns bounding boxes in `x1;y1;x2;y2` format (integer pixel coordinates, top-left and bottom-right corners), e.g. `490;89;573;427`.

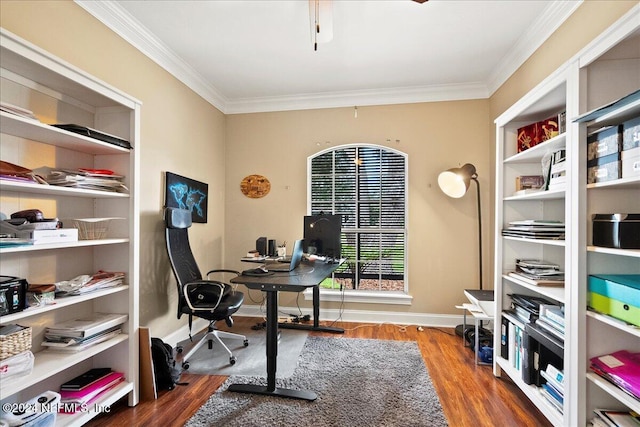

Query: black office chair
164;207;248;368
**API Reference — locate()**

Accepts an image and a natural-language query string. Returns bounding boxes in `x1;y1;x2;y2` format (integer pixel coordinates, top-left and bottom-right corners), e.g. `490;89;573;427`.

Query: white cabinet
0;28;140;425
493;7;640;426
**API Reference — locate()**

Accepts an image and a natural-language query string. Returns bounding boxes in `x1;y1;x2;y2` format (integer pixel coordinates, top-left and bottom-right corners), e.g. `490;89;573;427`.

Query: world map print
165;172;208;223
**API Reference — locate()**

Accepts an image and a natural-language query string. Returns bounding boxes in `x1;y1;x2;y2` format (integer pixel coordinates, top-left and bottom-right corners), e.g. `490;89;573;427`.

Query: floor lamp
438;163;483;337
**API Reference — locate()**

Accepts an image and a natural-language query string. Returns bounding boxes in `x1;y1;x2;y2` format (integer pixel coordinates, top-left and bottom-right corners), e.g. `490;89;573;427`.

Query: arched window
308;144;407;292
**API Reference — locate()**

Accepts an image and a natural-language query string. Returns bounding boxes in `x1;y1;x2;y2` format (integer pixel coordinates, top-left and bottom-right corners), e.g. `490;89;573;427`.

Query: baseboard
236;304;463;328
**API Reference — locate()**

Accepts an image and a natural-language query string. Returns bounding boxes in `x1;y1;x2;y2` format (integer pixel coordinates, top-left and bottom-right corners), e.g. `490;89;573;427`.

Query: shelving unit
576;15;640;425
0;27;140;425
493;6;640;426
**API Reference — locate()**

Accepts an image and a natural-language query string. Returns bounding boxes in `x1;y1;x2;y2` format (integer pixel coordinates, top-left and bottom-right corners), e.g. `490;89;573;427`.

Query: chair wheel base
229;356;236;365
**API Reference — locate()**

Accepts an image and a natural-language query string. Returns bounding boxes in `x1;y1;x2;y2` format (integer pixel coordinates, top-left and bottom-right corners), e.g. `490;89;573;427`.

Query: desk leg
228;290;317;401
278;286;344;334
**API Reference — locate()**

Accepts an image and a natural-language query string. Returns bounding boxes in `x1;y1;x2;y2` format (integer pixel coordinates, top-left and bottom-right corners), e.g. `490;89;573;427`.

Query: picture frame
164;171;208;223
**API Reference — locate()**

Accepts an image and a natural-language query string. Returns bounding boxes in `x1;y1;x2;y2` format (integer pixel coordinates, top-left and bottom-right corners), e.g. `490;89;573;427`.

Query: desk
241;258;344;334
456;303;493;366
228;260;342;401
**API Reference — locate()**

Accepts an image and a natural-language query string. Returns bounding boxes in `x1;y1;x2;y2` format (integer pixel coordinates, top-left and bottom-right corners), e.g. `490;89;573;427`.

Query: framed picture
165;172;208;223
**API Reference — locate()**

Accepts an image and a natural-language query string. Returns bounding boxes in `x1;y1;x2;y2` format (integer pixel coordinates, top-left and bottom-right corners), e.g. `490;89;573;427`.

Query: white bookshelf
493;6;640;426
0;28;141;422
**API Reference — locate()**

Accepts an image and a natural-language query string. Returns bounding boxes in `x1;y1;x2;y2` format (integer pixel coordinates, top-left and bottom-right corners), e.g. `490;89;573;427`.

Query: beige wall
225;101;491;315
0;0;227;338
1;0;636;334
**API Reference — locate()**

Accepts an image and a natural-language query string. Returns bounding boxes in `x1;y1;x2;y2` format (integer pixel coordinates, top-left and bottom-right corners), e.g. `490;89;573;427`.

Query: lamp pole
472;176;483;290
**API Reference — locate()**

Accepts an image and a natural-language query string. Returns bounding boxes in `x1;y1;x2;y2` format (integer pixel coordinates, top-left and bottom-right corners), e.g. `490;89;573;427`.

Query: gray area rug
185;337;448;427
177;326;308;378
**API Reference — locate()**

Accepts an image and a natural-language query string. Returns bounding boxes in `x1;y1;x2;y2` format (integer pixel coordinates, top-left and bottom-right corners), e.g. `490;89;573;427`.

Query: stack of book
58;368;125;413
536;304;565;340
501;220;565;241
0;101;39;121
548;149;566;191
507;293;557;324
508;259;565;286
591;409;640;427
42;313;127;352
590;350;640;401
540;364;564;413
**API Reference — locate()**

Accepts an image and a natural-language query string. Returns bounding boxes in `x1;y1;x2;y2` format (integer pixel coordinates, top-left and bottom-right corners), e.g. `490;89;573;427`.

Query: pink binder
59;371;124;412
590;350;640;400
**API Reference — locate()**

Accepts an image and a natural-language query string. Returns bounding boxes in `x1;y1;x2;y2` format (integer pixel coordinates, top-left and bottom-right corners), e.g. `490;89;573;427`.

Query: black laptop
266;239;304;272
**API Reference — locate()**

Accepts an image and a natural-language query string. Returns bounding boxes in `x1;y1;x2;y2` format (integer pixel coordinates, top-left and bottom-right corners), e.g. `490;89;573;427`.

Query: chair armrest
206;269;240;277
182;280;226;312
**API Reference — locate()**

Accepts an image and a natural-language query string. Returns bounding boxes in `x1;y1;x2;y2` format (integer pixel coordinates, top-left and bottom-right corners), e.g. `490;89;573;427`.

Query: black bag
151;337;183;390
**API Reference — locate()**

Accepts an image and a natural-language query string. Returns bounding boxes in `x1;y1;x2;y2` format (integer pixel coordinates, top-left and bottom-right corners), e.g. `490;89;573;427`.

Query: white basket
71;217;122;240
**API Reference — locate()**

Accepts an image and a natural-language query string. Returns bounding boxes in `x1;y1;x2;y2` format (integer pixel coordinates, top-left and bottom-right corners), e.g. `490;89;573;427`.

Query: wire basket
72;218;113;240
0;326;32;360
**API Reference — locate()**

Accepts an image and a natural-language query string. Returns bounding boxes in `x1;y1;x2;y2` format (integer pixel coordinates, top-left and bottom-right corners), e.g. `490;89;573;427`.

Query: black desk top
231;260;342;292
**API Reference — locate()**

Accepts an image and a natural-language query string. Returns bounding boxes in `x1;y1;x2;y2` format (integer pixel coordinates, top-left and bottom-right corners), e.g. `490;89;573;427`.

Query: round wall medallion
240;174;271;198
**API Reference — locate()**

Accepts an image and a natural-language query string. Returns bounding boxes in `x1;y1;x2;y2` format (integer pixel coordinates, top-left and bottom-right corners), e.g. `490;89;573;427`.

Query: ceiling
77;0;582;114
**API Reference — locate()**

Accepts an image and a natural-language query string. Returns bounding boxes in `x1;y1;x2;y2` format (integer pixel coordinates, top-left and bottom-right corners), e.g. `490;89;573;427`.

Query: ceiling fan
310;0;428;51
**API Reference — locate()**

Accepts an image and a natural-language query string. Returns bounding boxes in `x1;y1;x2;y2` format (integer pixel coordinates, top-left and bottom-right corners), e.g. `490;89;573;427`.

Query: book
43;326;122;350
590;350;640;400
59;372;125;412
594;409;640;427
45;313;128;338
540;365;564;394
60;368;113;391
508;272;565;286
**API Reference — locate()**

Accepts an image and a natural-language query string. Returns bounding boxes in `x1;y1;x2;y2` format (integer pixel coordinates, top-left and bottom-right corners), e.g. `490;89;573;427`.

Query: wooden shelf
504;188;566;201
587;246;640;258
586;372;640;414
0;179;130;198
587;175;640;190
56;381;134;427
502;274;565;303
586;310;640;338
502;236;566;247
504;133;567;164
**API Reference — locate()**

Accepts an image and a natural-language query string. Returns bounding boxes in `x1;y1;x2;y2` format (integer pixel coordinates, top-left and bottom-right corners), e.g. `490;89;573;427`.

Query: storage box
516;175;545;191
592;213;640;249
588;274;640;326
587;154;621;184
587;126;621;160
622;116;640;150
0;325;32;360
28;228;78;245
622;146;640;178
517;113;564;153
0;276;27;315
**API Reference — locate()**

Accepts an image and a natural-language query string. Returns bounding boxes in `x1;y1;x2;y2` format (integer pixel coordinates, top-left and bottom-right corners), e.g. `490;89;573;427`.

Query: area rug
185;337;448;427
177;326;308;378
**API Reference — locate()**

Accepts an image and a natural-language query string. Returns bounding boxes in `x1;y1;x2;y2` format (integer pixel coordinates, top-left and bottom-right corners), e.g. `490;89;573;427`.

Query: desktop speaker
256;237;267;256
268;239;276;257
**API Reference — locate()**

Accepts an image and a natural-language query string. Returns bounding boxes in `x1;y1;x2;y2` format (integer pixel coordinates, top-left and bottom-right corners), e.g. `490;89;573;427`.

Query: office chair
164;207;248;368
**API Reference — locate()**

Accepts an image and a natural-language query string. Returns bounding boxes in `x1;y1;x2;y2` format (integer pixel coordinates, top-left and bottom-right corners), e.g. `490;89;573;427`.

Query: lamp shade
438;163;477;198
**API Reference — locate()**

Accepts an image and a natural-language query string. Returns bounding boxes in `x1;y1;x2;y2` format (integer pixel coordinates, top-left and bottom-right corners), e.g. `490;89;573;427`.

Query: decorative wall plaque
240;174;271;198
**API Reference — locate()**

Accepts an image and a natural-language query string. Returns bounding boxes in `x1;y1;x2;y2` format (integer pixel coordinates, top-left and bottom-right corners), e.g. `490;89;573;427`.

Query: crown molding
76;0;579;114
486;0;583;95
75;0;229;112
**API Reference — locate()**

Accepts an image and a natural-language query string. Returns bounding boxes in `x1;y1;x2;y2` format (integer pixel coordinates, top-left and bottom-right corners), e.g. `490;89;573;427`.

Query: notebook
267;239;303;272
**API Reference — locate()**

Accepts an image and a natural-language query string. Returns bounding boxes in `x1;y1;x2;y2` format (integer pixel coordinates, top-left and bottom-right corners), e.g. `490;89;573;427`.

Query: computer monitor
303;214;342;260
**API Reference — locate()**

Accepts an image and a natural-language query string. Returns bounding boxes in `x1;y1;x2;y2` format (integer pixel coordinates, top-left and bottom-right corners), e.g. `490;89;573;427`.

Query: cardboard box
587;153;621;184
622;146;640;178
622;116;640;150
588;274;640;326
587;126;621;160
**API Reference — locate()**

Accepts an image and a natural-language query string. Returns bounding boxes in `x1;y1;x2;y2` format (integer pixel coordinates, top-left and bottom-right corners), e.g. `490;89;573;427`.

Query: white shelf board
0;286;129;323
504;133;566;164
503;236;567;247
586;372;640;414
0;179;130;198
502;274;565;303
0;112;130;155
496;357;565;426
0;334;128;398
586;310;640;338
0;238;129;254
587;175;640;190
582;96;640;129
56;381;133;427
504;188;566;201
587;246;640;258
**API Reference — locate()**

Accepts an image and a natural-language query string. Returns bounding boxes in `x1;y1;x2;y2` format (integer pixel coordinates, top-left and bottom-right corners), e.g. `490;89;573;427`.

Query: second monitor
303;214;342;260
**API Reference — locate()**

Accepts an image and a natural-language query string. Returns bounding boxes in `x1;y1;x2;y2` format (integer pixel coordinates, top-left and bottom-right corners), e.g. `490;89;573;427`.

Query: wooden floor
87;317;552;427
